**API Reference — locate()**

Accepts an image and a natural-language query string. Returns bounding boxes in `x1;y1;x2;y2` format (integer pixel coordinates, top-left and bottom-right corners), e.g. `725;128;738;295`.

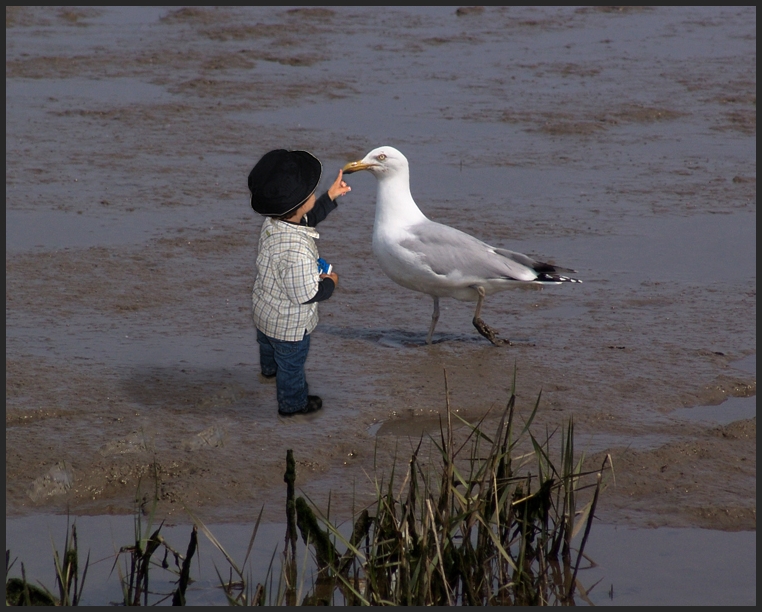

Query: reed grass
6;513;91;606
111;464;200;606
217;369;611;606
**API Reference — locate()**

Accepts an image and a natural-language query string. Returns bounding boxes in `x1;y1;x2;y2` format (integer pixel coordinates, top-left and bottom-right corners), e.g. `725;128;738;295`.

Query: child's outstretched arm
303;170;351;227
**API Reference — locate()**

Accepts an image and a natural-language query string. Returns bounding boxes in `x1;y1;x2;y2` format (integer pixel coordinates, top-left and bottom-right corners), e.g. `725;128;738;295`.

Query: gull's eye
377;153;387;161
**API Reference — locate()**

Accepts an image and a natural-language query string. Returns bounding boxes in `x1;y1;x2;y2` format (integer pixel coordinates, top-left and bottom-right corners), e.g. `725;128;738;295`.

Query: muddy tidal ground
6;6;756;531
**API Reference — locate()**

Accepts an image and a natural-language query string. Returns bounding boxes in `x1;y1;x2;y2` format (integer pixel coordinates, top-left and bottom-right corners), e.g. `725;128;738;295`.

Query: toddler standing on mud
248;149;350;417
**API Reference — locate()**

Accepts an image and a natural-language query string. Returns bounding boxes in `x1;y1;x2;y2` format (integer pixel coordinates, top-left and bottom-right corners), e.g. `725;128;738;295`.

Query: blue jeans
256;329;311;414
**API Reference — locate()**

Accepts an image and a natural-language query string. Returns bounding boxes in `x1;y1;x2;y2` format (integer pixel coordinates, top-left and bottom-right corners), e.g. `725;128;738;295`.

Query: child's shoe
278;395;322;417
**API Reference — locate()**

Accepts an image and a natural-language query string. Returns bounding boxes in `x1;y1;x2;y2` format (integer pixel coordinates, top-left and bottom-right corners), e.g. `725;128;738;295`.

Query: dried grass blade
242;504;265;572
184;506;243;579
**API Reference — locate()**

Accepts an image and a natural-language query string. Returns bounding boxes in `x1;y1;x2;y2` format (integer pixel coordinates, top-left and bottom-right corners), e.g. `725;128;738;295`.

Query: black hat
248;149;322;217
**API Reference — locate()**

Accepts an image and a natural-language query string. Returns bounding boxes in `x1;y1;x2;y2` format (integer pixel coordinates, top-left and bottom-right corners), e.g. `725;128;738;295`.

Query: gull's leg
472;286;508;346
426;296;440;345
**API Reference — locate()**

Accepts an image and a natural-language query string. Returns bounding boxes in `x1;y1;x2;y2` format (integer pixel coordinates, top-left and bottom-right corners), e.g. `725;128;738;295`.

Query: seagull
342;146;581;346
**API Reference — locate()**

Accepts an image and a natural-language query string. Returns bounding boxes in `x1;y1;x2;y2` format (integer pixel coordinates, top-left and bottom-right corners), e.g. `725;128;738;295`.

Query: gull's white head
342;146;408;178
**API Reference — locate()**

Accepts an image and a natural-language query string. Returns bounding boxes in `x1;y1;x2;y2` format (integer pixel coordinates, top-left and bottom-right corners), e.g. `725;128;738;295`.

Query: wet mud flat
6;2;756;549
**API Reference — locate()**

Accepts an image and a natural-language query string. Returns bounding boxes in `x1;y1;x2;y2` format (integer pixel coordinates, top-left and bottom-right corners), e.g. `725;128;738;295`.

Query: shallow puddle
5;513;755;606
669;354;757;424
671;394;756;425
582;524;756;606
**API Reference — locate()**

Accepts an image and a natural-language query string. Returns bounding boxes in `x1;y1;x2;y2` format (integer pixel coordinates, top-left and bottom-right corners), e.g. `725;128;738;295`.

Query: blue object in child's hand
317;257;332;275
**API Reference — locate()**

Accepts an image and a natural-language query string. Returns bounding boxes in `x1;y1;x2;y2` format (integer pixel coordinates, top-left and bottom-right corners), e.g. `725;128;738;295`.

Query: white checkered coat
251;217;322;341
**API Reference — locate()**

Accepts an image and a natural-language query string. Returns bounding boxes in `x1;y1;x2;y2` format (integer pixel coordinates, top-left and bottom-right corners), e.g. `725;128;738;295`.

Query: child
248;149;350;416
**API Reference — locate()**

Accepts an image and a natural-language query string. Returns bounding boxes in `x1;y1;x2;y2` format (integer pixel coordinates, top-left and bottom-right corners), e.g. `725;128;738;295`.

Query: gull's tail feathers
494;247;581;283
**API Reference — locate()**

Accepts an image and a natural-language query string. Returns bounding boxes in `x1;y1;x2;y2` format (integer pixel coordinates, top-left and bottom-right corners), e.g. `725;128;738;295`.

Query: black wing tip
536;273;582;283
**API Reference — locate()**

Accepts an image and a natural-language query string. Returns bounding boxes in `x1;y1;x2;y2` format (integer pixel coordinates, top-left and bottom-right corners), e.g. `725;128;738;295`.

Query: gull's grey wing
399;221;538;281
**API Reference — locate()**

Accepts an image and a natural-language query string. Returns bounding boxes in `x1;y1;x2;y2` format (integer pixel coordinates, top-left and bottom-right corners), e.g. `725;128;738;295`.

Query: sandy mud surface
6;7;756;531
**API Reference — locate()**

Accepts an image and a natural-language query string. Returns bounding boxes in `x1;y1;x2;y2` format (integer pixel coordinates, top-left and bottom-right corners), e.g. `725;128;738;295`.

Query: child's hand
320;272;339;287
327;169;351;201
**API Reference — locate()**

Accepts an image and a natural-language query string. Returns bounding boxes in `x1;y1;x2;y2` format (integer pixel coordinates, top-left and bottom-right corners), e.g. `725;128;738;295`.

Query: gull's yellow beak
342;159;374;174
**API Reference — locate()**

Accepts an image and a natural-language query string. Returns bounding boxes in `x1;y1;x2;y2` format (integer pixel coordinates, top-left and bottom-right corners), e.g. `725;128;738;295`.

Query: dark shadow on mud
316;324;501;347
120;365;257;412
